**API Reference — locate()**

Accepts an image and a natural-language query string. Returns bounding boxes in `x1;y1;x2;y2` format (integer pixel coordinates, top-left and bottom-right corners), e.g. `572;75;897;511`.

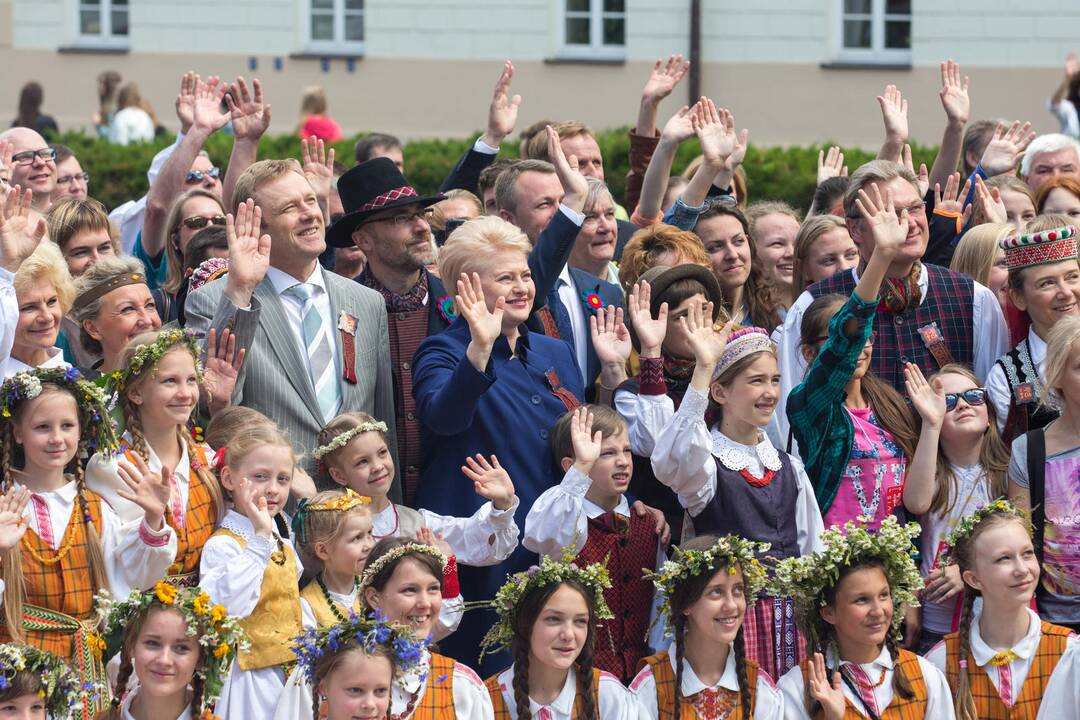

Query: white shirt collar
710;429;781;472
558;264;573;288
1027;327;1047;365
121;692;192;720
496;665;578;716
266;263;328;296
126;431;190;478
12;472;77;502
850;264;928;304
827;644;894;672
581;494;630;520
2;347;67;378
220;509;255;539
666;643;740;695
968;599;1042;666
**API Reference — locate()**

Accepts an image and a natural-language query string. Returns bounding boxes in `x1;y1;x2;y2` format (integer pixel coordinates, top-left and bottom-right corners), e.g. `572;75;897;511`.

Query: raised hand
902;144;929;197
458;272;504;371
1067;51;1079;80
680;300;730;369
481;61;521;148
301;135;335;203
175;71;197;134
642;55;690;105
659;103;698;146
0;486;29;553
415;526;453;558
0;186;46;272
627;281;668;358
590;305;631;368
924;562;965;604
547;125;588;212
877;84;909;148
191;75;230;135
939;59;970;126
461;454;515;510
974;176;1008;224
568;406;602;473
234;475;274;538
904;362;946;429
223;198;271;307
854;183;906;258
226;76;271;142
807;653;846;720
203;327;246;416
117;455;172;531
933;172;973;226
979;120;1036;177
817;146;848;185
0;140;13;189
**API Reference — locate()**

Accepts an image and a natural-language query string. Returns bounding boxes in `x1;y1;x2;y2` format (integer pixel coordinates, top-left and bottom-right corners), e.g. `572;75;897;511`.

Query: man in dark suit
185;159;399;496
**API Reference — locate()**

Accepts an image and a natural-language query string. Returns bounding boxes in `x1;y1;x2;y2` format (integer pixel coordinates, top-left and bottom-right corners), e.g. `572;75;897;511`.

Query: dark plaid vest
576;511;657;682
809;265;975;391
387;308;430;506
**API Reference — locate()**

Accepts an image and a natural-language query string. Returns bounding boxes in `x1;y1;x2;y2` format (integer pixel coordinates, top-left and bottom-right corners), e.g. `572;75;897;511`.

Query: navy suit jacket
543;267;624;389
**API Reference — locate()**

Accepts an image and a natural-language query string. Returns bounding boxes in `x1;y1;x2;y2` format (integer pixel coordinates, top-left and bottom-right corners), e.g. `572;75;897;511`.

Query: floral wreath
0;367;118;458
360;543;447;591
110;328;204;393
646;536;771;637
312;421;388;462
769;516;923;641
292;610;429;686
95;582;248;715
0;643;89;717
478;548;613;659
940;498;1028;566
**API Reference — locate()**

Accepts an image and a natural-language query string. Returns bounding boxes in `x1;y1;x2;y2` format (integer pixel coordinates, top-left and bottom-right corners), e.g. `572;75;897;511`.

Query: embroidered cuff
138;519;172;547
441;555;460;598
677;384;710;419
638;357;667;395
560;466;594;498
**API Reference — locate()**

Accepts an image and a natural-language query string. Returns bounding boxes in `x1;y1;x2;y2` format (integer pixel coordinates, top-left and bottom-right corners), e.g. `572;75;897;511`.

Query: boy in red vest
524;404;666;683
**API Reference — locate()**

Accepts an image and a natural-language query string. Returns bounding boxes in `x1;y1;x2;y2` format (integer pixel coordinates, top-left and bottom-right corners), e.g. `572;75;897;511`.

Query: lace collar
710;429;781;473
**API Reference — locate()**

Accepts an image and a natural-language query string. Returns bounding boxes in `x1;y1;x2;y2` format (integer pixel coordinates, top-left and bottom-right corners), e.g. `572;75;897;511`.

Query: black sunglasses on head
186;167;221;183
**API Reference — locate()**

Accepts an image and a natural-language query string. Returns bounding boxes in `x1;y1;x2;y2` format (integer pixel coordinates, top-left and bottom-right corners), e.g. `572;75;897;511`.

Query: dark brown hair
698;202;781;330
550;404;627;465
361;537;444;597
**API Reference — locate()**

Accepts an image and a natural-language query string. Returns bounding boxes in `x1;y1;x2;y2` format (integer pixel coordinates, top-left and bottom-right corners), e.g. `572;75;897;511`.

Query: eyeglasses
812;330;876;345
181;215;226;230
185;167;221;183
944;388;987;412
57;172;90;185
10;148;56;166
366;208;433;227
848;201;927;221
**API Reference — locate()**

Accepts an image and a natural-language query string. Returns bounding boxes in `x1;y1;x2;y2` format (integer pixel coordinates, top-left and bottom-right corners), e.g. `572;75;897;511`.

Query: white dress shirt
266;263;340;380
489;665;642;720
556;265;589;384
985;327;1047;433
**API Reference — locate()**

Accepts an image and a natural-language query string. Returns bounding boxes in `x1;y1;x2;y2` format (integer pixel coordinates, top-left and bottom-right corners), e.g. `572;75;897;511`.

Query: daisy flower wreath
0;367;118;457
0;642;88;717
939;498;1029;566
109;328;204;393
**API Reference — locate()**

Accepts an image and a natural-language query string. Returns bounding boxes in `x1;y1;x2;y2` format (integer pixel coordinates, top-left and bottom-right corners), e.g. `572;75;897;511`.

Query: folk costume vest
485;667;603;720
943;621;1073;719
809;265;975;390
997;339;1058;444
160;445;218;584
299;580;363;628
575;510;656;682
211;527;302;670
403;652;457;720
798;650;928;720
638;650;761;719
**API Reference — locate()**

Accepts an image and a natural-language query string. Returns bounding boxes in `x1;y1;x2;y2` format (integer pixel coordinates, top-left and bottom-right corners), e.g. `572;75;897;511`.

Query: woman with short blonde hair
2;241;75;376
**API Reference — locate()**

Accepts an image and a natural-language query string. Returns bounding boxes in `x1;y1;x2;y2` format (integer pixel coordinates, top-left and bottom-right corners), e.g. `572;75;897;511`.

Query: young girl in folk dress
629;534;784;719
902;364;1009;651
198;422;302;720
95;582;246;720
86;328;225;584
651;311;824;681
482;553;640;720
924;500;1080;720
0;368;176;716
773;517;954;720
290;612;429;720
0;642;84;720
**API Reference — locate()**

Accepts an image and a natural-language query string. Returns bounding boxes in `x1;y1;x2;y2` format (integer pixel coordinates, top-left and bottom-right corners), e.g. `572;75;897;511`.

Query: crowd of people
1;52;1080;719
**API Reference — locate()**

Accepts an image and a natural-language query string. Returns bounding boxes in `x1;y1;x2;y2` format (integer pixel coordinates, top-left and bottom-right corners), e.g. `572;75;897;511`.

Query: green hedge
54;129;940;215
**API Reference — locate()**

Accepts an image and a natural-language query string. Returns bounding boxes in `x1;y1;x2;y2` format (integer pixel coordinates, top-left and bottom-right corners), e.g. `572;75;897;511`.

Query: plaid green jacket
785;291;877;513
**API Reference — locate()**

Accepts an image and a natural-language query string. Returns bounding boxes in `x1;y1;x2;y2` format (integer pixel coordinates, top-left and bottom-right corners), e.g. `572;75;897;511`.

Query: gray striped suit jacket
184;267;400;501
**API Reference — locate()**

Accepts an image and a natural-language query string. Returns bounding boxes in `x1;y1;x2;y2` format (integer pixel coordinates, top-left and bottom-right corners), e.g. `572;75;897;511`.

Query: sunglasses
185;167;221;183
944;388;987;412
182;215;226;230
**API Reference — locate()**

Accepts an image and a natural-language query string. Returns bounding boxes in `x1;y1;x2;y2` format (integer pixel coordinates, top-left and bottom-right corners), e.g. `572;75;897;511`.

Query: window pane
603;17;624;45
843;0;870;14
565;17;590;44
603;0;624;11
112;0;127;6
885;0;911;14
311;0;332;8
885;20;910;48
311;13;333;40
345;0;363;9
80;9;101;34
80;0;101;6
111;9;128;35
842;19;871;48
567;0;589;12
345;14;364;41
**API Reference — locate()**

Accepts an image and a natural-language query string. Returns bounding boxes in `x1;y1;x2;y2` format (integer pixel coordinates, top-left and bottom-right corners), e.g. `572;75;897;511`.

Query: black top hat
325;157;443;248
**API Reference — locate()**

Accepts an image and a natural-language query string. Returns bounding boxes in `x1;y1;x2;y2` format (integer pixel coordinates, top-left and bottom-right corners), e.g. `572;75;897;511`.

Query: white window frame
72;0;129;49
303;0;365;54
556;0;625;62
831;0;911;65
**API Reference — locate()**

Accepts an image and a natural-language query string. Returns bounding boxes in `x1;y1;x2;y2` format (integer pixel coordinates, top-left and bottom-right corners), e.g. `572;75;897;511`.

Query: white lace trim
220;512;253;540
710;430;782;473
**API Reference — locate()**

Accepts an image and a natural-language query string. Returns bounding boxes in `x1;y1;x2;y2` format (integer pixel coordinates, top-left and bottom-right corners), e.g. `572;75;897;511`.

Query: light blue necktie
284;283;341;421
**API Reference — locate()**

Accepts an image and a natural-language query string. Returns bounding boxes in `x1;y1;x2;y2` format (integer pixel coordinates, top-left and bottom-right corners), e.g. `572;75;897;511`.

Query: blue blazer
542;267;624;389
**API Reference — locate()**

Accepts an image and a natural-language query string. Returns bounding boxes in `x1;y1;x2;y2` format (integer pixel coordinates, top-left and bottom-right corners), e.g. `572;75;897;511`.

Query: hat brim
628;264;725;352
325;193;444;248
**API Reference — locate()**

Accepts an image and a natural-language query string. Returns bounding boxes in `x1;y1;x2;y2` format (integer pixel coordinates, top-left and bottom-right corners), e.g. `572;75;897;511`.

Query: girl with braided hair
482;553;640;720
0;367;176;718
924;500;1080;719
772;517;953;720
629;534;783;719
95;583;246;720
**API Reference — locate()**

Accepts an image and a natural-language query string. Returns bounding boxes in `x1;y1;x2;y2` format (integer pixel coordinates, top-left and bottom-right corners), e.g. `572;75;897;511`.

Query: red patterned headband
1001;225;1078;271
359;185;418;212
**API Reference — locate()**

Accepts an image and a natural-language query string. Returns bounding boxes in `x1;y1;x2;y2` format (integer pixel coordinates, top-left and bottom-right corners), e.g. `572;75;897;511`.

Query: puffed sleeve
789;455;825;554
627;662;661;720
198;532;279;618
615;358;675;457
777;664;810;720
753;670;785;720
650;385;716;516
451;661;496;720
522;467;592;560
1037;637;1080;720
597;670;648;719
916;656;956;720
922;640;947;674
419;497;520;567
85;451;142;524
100;504;176;596
433;594;464;641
